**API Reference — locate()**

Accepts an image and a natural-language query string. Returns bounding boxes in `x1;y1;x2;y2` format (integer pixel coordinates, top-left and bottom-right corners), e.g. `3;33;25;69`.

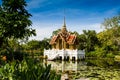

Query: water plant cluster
68;58;120;80
0;58;61;80
70;66;120;80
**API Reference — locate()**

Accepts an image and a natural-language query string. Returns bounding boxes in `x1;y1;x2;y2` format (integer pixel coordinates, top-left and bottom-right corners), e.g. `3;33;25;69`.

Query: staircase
47;53;58;60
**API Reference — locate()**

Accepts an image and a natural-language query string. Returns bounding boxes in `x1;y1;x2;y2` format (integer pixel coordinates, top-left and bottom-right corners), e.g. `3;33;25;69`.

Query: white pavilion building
44;18;85;60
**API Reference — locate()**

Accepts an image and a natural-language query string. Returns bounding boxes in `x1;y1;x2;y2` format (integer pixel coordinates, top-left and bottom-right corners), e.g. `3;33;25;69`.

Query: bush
106;52;115;58
13;51;28;61
0;58;61;80
0;49;13;61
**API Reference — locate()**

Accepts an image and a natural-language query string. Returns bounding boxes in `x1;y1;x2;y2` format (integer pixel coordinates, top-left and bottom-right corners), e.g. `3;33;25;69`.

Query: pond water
44;58;120;80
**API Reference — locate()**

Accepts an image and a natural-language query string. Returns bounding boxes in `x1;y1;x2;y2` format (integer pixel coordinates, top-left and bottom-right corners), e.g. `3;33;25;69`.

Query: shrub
106;52;115;58
0;58;61;80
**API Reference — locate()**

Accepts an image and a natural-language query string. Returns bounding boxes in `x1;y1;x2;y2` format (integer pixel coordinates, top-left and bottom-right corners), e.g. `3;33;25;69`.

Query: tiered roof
50;34;76;45
50;17;77;45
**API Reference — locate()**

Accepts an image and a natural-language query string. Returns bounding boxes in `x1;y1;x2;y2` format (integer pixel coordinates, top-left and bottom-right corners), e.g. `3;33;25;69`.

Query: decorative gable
67;35;76;44
50;35;58;44
49;17;78;50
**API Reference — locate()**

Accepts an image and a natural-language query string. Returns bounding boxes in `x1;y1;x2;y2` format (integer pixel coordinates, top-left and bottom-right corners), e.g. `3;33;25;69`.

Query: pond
44;58;120;80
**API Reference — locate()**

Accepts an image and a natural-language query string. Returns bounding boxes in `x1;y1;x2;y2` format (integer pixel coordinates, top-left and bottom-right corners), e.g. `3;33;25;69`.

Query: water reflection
44;60;87;72
86;58;120;69
44;58;120;79
44;58;120;72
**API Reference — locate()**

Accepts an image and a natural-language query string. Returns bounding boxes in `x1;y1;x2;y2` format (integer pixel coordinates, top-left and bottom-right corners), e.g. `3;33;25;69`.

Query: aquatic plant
0;59;61;80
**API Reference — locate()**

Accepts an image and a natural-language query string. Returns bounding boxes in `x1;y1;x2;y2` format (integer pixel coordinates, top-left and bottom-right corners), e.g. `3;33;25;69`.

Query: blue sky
1;0;120;40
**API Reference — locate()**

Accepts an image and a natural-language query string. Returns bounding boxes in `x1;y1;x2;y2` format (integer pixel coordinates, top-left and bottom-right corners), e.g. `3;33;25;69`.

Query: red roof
67;35;76;44
50;36;58;44
50;34;76;45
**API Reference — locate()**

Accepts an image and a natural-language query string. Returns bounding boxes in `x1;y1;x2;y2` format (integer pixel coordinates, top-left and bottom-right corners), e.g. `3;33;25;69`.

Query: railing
44;49;85;60
44;49;85;55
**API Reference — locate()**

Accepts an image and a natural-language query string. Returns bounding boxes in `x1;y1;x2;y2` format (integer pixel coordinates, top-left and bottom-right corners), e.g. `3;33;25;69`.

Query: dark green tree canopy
0;0;36;40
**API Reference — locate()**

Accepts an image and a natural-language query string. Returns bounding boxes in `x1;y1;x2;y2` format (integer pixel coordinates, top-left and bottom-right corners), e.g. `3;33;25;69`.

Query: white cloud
67;23;103;34
81;23;104;33
29;21;104;40
29;27;53;40
27;0;49;9
29;22;62;40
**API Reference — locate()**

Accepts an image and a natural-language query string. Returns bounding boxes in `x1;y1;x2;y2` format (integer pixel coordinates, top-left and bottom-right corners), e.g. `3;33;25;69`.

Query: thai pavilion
44;18;85;60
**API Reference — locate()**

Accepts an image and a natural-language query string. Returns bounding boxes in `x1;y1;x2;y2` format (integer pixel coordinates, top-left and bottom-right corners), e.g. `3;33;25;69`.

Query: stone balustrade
44;49;85;60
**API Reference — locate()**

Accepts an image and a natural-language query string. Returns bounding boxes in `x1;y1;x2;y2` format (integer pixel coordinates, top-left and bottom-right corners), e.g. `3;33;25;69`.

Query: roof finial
63;16;66;27
63;9;66;27
61;9;67;33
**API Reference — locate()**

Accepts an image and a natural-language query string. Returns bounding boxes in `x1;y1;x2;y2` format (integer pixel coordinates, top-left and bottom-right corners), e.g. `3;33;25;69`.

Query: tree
101;15;120;50
0;0;36;47
52;29;61;36
82;30;99;52
40;39;51;50
102;15;120;29
78;34;86;50
26;40;40;50
21;38;51;56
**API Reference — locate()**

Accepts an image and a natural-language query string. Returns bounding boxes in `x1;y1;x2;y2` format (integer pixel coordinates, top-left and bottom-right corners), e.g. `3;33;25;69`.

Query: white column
70;50;72;60
62;49;64;60
75;50;78;61
75;55;78;61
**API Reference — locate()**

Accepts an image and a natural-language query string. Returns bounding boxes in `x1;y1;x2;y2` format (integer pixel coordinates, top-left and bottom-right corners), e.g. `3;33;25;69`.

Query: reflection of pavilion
44;60;87;72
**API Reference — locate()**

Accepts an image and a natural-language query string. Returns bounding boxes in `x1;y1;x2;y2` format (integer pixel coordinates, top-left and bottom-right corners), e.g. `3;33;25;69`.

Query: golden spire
63;9;66;27
61;16;67;33
63;16;66;27
61;9;67;33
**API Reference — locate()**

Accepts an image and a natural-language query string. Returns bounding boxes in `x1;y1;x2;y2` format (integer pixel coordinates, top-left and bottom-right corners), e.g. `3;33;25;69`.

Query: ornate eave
49;16;78;50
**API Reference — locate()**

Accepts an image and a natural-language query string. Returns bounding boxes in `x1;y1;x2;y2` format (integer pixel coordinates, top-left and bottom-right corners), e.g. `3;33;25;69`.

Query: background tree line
41;14;120;58
1;13;120;59
21;13;120;58
0;0;120;60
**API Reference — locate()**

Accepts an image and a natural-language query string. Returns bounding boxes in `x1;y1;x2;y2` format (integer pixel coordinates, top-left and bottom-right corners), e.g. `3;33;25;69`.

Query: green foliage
88;14;120;58
86;47;106;58
0;0;36;61
115;55;120;61
21;39;51;56
102;15;120;29
40;39;51;50
106;52;115;58
79;30;99;52
52;29;61;36
69;58;120;80
0;59;61;80
78;34;86;50
22;39;51;50
100;15;120;50
86;46;116;58
0;38;26;61
0;0;36;47
25;40;40;50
